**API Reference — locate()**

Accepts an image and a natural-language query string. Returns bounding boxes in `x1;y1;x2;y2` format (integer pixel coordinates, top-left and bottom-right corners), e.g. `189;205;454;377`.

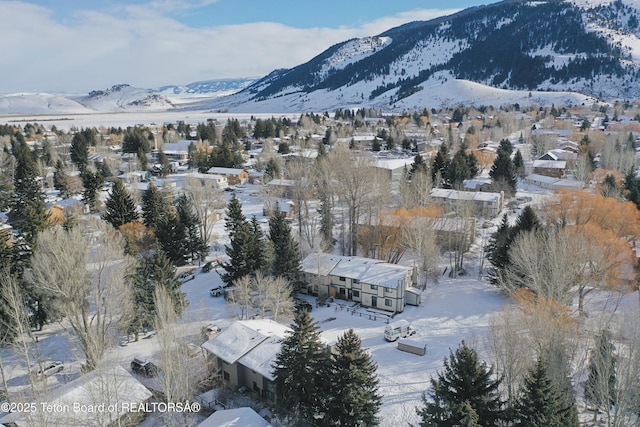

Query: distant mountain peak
206;0;640;111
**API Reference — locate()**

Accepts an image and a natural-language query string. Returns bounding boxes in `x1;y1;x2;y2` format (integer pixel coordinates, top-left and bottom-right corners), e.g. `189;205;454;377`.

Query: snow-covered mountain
207;0;640;112
0;80;258;116
5;0;640;115
78;84;175;112
0;93;94;115
157;78;257;96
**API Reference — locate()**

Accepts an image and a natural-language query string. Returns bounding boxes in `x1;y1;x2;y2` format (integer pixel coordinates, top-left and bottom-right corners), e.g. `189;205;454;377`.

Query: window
385;299;392;307
353;279;359;284
353;290;360;298
370;285;378;290
339;276;346;282
385;287;393;293
339;288;346;296
223;371;230;380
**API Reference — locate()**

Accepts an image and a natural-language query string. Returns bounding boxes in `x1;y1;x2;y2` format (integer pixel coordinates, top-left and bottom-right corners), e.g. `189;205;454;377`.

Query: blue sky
0;0;490;94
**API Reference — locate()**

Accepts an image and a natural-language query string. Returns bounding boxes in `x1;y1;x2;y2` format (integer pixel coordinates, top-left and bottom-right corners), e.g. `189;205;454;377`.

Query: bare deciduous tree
154;285;206;426
27;225;134;371
184;175;226;247
227;272;294;321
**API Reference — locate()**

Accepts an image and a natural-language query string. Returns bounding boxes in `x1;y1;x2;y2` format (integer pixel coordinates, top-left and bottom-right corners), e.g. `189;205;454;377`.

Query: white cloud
0;1;459;93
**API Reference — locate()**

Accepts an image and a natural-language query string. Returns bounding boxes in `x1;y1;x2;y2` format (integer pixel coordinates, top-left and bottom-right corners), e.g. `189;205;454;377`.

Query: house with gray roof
301;253;416;313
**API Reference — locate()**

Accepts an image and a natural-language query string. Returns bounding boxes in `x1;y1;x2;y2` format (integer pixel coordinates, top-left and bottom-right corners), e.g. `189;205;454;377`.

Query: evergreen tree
81;169;104;213
221;220;254;285
157;149;171;177
445;149;474;189
9;137;49;245
221;195;256;285
248;216;269;273
485;214;512;285
130;246;186;336
514;205;540;233
624;169;640;209
224;193;246;239
318;189;335;251
272;310;332;424
70;131;89;171
326;329;382;426
513;149;525;177
489;139;517;194
174;194;208;263
409;153;428;179
417;341;504;427
102;180;139;228
53;159;70;197
432;143;450;186
486;207;540;286
584;329;617;413
268;205;301;285
514;357;579;427
156;208;189;266
141;182;169;231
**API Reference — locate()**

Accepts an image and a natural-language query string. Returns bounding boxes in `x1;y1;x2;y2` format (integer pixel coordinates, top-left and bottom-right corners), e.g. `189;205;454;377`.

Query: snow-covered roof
430;188;502;203
302;254;413;288
238;334;285;381
532;159;566;169
201;322;267;364
198;407;271;427
374;157;412;171
206;167;246;175
201;319;290;366
328;256;382;281
301;253;344;276
0;365;152;426
163;140;192;152
359;263;412;289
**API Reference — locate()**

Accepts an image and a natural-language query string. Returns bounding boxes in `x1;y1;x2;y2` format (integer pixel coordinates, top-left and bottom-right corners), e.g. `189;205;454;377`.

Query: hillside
210;0;640;111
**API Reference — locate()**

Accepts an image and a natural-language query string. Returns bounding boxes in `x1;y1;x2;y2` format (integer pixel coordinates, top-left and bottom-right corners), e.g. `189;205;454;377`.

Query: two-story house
301;253;416;313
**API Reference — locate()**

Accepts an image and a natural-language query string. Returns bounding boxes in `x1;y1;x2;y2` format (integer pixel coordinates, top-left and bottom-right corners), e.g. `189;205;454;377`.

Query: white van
384;320;416;342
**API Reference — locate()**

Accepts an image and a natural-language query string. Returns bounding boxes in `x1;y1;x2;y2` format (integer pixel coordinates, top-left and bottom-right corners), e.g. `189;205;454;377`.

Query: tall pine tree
272;310;331;424
417;341;504;427
514;357;579;427
9;137;49;245
141;182;169;231
489;139;517;194
326;329;382;426
174;194;208;263
102;179;139;228
268;205;301;285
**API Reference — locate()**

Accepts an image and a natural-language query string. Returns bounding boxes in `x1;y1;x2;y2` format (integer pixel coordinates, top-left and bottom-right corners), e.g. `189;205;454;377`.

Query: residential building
201;319;291;403
301;253;416;313
430;188;504;218
206;167;248;185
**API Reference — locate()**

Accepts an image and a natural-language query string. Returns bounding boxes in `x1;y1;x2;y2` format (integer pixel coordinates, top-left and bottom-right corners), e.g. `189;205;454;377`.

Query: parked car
294;300;313;313
202;261;215;272
130;357;158;377
33;361;64;377
176;269;196;283
384;320;416;342
209;286;223;297
202;324;221;340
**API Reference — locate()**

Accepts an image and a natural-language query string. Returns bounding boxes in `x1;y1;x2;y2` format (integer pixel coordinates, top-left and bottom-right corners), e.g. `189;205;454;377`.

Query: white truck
384;319;416;342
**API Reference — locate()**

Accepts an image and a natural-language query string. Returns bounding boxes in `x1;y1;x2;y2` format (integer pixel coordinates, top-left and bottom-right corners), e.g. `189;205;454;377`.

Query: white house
430;188;504;218
198;407;271;427
301;253;416;313
201;319;291;403
0;366;152;427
